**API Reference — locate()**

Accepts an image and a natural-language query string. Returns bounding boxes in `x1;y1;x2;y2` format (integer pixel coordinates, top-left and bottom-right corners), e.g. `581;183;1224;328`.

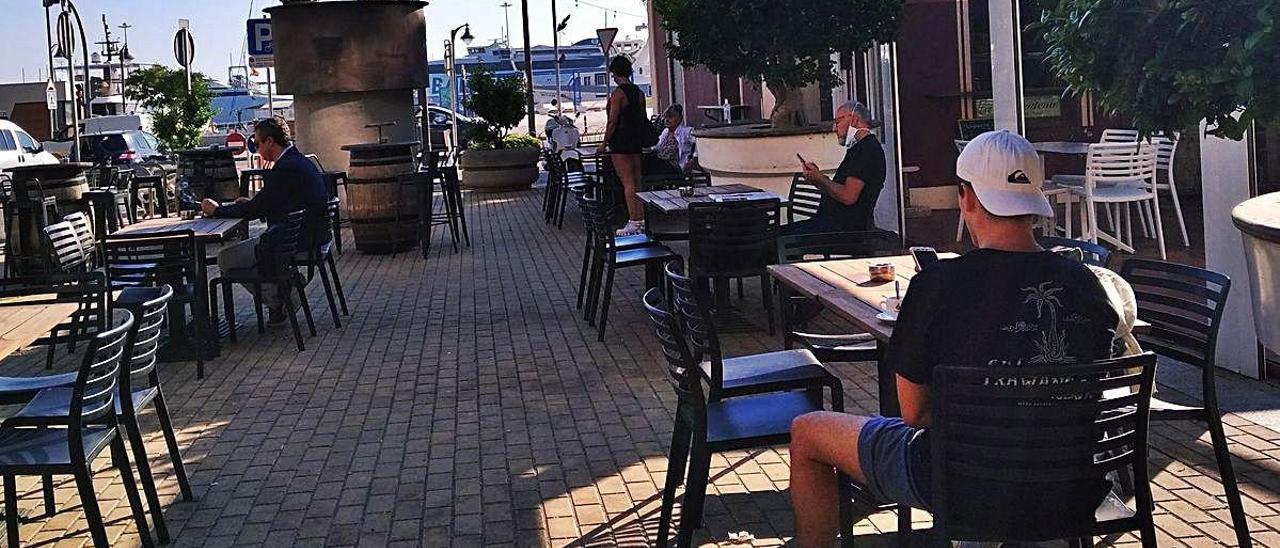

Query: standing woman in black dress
597;56;649;236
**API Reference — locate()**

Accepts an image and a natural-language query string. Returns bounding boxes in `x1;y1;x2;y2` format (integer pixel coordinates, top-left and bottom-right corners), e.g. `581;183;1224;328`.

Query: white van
0;119;60;172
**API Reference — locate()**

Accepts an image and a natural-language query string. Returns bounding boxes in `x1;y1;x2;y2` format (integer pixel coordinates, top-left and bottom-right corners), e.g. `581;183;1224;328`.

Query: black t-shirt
886;249;1119;532
815;134;886;231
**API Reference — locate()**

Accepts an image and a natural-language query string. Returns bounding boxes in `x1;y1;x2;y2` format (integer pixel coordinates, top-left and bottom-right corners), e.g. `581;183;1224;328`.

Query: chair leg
252;283;265;334
1206;416;1253;548
761;275;774;336
323;255;349;315
111;434;155;548
152;389;194;501
123;414;170;543
676;438;711;548
584;252;605;324
316;261;342;328
3;475;19;548
596;266;616;342
1150;197;1167;261
41;474;55;516
281;291;305;352
74;464;113;548
222;282;237;343
837;476;855;548
657;422;692;548
1166;181;1190;246
897;504;913;548
295;277;317;337
576;236;593;310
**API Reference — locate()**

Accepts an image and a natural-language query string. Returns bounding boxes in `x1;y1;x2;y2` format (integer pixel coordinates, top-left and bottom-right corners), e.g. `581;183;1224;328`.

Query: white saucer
876;311;898;324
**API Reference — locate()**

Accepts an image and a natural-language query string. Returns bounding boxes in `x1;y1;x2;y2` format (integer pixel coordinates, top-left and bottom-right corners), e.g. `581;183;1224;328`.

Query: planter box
692;123;845;197
459;147;541;193
1233;192;1280;351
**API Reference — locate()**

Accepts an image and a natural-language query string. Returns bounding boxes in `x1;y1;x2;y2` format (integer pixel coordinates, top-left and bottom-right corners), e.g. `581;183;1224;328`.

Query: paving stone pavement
2;187;1279;548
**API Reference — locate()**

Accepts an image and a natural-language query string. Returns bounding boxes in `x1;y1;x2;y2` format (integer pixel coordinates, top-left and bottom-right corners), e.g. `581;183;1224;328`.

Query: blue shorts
857;416;931;509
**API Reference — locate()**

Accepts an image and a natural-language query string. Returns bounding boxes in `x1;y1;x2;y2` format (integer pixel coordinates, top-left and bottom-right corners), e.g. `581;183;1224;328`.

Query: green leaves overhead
1039;0;1280;140
653;0;904;95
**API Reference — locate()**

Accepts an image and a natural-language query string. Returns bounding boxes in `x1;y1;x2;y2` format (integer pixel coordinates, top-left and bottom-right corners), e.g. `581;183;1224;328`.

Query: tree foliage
653;0;904;127
463;68;531;148
125;66;214;150
1040;0;1280;140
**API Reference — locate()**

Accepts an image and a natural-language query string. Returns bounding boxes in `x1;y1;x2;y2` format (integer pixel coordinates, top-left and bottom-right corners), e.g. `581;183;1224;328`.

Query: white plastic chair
1066;143;1165;260
954;139;969;242
1152;134;1190;246
1101;128;1141;143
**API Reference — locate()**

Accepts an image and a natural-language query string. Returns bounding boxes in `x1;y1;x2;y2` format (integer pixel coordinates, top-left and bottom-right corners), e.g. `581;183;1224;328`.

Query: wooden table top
113;216;248;243
0;300;78;360
637;184;785;214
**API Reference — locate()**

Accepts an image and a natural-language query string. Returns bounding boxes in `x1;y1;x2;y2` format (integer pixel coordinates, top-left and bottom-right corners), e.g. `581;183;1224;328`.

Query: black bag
638;117;661;148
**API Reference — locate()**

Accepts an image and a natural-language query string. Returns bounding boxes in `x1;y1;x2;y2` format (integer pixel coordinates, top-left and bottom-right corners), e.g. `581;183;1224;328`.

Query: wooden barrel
4;163;92;274
177;147;240;202
341;142;419;254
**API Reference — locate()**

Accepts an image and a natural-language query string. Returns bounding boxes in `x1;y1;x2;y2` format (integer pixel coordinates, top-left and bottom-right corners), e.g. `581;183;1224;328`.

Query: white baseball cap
956;130;1053;218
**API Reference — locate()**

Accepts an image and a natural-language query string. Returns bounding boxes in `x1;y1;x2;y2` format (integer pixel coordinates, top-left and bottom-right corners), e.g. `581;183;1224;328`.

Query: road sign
45;81;57;111
55;11;76;59
249;56;274;69
596;27;618;56
247;19;273;55
174;28;195;67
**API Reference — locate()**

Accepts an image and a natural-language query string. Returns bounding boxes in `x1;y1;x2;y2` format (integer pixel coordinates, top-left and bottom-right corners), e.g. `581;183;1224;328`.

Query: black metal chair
931;354;1160;547
642;288;844;548
210;211;317;352
297;197;349;327
1038;235;1112;268
1119;259;1250;548
7;286;194;544
580;195;680;341
0;310;155;548
131;174;170;219
545;150;592;228
102;230;208;378
0;273;109;403
688;199;781;334
43;218;93;275
787;174;823;224
573;189;659;313
775;231;902;362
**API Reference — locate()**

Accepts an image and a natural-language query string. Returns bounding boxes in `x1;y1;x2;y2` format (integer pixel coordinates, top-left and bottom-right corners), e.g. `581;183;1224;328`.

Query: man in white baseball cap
789;130;1121;547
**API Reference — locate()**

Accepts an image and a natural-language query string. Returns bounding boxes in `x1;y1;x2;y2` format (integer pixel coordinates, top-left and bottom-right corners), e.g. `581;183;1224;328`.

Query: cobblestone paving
4;188;1279;547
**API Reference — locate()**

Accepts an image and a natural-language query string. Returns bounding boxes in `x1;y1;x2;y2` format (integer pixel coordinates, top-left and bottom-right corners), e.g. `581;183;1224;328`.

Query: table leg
876;341;900;417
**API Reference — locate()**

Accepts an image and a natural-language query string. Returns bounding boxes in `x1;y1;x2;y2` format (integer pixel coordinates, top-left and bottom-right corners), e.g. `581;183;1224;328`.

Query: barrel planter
1233;192;1280;352
458;146;540;193
341;141;418;254
176;147;240;203
4;163;92;274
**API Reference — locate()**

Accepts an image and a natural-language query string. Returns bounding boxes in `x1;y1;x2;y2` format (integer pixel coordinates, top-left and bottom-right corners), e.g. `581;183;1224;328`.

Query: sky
0;0;650;84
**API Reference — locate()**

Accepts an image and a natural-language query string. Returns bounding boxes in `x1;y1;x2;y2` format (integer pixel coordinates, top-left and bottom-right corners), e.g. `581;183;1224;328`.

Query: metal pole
45;4;56;140
552;0;562;118
447;38;459;157
520;0;535;134
266;67;274;120
65;0;92;163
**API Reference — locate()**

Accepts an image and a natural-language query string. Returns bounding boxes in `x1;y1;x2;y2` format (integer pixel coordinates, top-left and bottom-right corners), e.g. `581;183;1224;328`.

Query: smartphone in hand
796;153;808;165
910;246;940;271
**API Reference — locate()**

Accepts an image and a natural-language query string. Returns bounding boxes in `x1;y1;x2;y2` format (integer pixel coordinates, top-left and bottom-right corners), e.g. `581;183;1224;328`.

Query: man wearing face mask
787;100;887;235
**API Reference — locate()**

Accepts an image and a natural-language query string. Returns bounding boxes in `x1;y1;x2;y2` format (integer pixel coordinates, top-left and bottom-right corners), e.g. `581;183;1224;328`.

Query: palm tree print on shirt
1004;282;1074;364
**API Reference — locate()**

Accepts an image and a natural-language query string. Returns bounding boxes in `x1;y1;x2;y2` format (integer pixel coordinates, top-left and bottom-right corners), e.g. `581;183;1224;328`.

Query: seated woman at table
200;118;330;323
787;131;1122;547
649;104;697;176
785;101;885;235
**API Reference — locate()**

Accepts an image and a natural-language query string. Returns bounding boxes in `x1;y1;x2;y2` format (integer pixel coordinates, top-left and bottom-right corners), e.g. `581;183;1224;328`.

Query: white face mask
844;128;865;148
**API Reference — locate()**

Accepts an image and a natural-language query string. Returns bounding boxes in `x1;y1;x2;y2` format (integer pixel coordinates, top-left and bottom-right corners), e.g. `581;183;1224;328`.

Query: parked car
419;105;480;149
0;119;60;172
78;130;172;174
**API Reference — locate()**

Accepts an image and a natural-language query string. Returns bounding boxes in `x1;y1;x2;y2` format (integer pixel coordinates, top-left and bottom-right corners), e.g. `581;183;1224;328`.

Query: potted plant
457;68;541;193
1041;0;1280;371
653;0;904;194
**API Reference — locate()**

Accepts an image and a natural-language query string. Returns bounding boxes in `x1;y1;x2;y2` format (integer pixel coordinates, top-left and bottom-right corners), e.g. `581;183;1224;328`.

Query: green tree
1040;0;1280;140
653;0;904;128
462;68;530;149
125;66;215;150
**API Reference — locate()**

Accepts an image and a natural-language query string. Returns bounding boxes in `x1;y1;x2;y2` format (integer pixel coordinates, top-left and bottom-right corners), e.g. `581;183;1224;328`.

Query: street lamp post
119;22;133;106
48;0;92;162
445;23;474;158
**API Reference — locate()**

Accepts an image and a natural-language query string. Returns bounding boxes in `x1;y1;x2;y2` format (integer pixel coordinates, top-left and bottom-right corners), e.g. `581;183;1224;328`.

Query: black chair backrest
0;273;109;332
787;174;823;223
665;261;724;384
932;353;1158;540
305;153;326;172
1119;259;1230;372
1038;236;1112;268
642;287;701;405
688;199;780;279
257;210;307;278
776;230;902;265
117;286;173;407
44;219;91;273
102;230;200;291
576;194;615;245
71;310;133;440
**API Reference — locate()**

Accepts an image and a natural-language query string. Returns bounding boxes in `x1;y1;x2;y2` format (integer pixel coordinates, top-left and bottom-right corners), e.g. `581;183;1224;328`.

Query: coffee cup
881;296;903;314
180;210;196;220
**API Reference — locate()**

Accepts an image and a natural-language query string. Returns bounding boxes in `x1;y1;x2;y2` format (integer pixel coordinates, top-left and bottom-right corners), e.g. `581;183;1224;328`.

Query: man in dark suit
201;118;331;323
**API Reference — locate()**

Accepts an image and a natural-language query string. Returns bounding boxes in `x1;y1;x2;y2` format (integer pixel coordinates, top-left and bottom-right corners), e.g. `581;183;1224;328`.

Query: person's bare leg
790;411;871;548
613;153;644;221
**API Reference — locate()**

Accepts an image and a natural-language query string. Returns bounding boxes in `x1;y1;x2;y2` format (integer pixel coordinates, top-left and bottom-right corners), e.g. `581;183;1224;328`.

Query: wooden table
637;184;785;214
113;216;249;362
0;299;78;361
